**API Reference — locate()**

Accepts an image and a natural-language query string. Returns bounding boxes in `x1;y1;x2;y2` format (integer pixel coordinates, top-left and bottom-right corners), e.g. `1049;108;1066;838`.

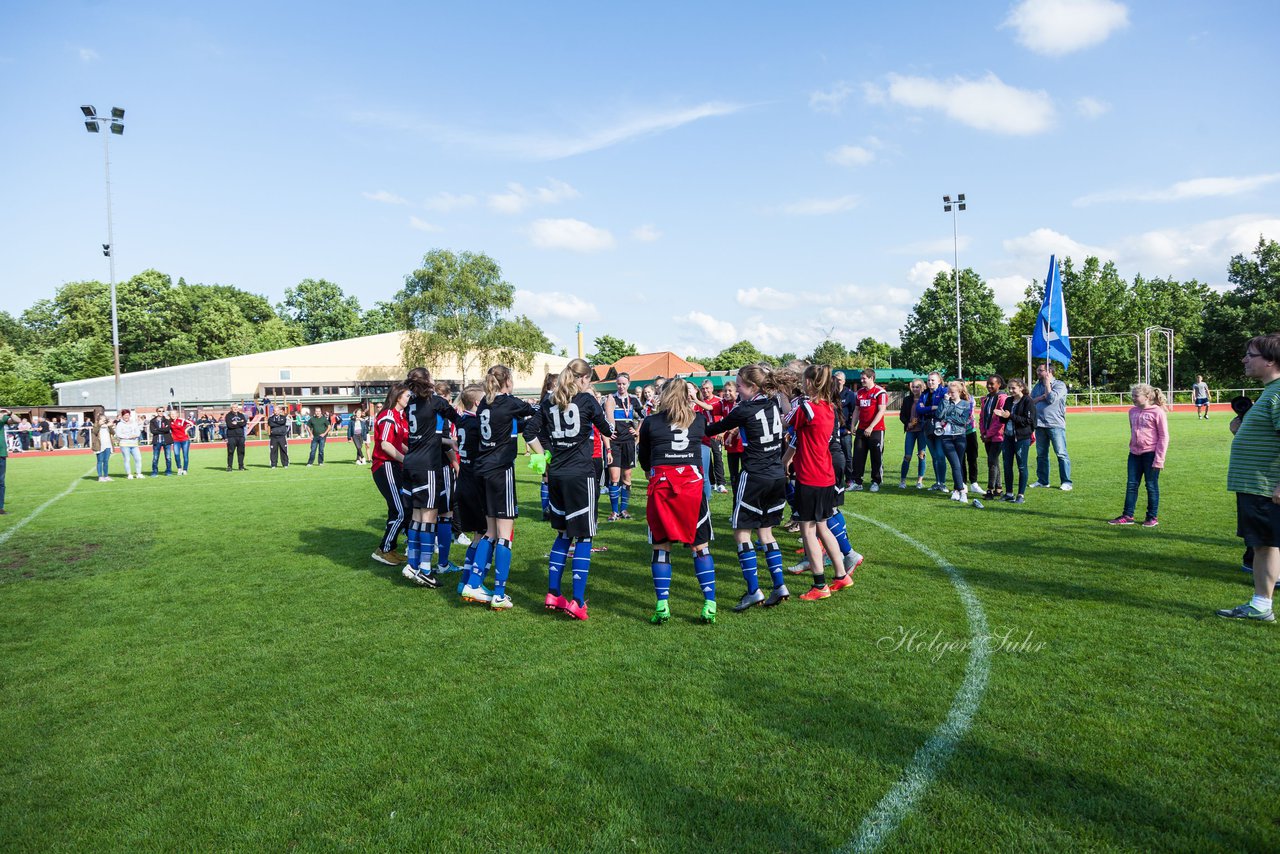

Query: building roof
609;352;706;381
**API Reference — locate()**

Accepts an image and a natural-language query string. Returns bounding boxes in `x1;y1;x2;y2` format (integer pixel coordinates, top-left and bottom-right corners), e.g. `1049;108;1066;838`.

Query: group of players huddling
368;358;864;624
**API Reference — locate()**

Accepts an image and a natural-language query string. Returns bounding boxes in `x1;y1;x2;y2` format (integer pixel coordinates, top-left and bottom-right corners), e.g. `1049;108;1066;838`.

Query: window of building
280;370;291;380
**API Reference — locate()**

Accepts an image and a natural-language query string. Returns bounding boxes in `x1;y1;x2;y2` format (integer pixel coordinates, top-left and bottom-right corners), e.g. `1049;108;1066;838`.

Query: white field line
0;468;94;549
838;511;992;854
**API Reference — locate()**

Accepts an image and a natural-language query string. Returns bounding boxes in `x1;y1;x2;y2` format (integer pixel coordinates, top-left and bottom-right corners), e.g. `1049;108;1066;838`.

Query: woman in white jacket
113;410;142;479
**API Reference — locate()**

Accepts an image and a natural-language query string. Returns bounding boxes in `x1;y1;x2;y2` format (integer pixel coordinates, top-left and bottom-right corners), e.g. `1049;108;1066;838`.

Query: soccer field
1;412;1276;852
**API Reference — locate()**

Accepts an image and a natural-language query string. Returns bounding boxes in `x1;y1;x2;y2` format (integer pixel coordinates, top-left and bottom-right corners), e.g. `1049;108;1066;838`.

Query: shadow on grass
716;670;1253;851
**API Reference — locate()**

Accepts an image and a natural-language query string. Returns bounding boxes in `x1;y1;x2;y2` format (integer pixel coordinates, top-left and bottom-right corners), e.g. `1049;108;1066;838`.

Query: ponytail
553;358;592;410
737;364;777;396
658;379;696;430
803;364;836;404
405;367;434;398
484;365;512;404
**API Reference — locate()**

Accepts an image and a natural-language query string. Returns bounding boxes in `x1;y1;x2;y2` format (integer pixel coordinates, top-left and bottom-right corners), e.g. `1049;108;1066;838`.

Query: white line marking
0;469;94;549
838;511;991;854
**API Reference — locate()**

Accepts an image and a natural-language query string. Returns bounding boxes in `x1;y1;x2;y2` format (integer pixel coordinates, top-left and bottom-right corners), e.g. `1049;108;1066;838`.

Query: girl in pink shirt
1109;384;1170;527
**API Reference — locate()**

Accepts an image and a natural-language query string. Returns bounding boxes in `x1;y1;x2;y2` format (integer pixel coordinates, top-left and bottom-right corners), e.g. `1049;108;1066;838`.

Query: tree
396;249;547;382
277;278;363;344
0;344;53;405
1199;237;1280;385
702;340;777;371
587;335;639;365
899;268;1009;378
808;339;853;367
362;301;400;335
856;337;894;369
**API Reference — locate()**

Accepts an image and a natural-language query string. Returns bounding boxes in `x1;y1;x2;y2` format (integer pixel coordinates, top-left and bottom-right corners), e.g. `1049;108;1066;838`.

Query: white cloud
778;195;859;216
867;72;1055;135
423;192;476;212
1003;0;1130;56
528;218;616;253
1003;227;1111;261
810;82;854;114
826;145;875;167
1119;215;1280;280
514;289;601;322
631;224;662;242
79;48;99;62
736;287;792;310
408;216;440;232
736;282;916;310
674;310;739;350
907;260;953;288
1075;96;1111;119
1074;173;1280;206
488;179;580;214
363;190;409;205
351;102;746;160
988;275;1035;311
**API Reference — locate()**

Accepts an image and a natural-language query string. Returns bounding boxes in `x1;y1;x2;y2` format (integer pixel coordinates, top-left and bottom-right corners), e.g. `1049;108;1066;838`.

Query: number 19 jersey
523;392;613;477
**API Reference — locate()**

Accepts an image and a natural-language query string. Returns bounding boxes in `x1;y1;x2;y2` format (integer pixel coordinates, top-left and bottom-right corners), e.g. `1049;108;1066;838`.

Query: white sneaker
969;482;982;494
1028;482;1045;489
950;490;961;501
456;532;472;546
959;491;969;504
401;565;417;580
460;584;492;604
898;479;907;489
490;594;514;610
869;482;879;493
1060;483;1073;492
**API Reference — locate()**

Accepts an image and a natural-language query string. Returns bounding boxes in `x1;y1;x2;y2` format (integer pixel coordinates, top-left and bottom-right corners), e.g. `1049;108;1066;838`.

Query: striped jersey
1227;377;1280;496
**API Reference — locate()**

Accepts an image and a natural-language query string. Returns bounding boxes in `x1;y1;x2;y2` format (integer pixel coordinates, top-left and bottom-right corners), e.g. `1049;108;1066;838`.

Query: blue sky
3;0;1277;357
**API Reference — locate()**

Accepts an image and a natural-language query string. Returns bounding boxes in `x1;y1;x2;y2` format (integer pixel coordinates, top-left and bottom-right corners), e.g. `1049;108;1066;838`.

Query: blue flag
1032;255;1071;368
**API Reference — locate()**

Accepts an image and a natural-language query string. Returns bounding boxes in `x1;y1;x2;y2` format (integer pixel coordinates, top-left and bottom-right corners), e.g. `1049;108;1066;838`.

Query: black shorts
402;465;449;510
833;480;846;508
729;472;787;530
1236;491;1280;549
453;470;486;534
548;470;600;539
480;467;519;520
793;483;835;522
610;440;637;470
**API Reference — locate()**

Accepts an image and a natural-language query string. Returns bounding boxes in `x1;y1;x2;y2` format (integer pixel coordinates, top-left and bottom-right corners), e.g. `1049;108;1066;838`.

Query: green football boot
700;600;717;624
650;600;671;625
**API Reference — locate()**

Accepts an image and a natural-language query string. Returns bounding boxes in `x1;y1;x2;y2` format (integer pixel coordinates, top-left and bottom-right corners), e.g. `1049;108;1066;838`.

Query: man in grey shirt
1029;363;1072;491
1192;374;1211;420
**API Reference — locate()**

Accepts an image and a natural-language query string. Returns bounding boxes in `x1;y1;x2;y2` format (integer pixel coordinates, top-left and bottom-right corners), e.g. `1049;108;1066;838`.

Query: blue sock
548;533;571;594
694;547;716;601
620;485;630;513
651;549;672;600
493;538;513;597
467;536;493;588
463;540;479;572
609;483;621;515
540;481;549;513
435;518;453;568
737;542;760;594
406;522;421;569
826;511;853;556
419;523;438;572
571;539;592;605
764;542;785;589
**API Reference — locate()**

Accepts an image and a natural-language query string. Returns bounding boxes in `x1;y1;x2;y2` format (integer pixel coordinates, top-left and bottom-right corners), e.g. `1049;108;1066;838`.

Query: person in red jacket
170;410;194;475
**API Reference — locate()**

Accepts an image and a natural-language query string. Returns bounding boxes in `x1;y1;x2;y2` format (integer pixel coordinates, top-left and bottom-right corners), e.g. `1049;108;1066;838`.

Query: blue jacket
915;385;947;421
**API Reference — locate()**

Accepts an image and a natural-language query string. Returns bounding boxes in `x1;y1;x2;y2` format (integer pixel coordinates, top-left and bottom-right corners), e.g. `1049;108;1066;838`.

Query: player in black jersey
400;367;461;589
450;384;493;598
637;380;718;625
522;358;613;621
532;373;557;519
704;364;792;611
460;365;538;611
606;372;643;521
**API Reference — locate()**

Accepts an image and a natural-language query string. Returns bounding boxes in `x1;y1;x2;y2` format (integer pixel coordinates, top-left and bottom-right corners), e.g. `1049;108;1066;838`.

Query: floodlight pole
82;105;125;413
942;194;966;382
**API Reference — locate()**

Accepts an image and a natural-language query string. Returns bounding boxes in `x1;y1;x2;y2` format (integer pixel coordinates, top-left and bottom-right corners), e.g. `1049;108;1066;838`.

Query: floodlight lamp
110;122;124;135
943;204;952;212
81;105;96;117
958;203;966;211
111;107;125;119
942;195;951;204
957;193;965;202
102;244;111;256
85;120;100;133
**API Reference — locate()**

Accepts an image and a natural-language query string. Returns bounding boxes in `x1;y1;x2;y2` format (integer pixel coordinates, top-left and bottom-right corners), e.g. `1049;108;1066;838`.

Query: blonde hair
1131;383;1168;410
658;379;696;430
460;383;484;410
484;365;512;403
947;380;971;401
554;358;592;410
737;364;777;396
803;364;836;404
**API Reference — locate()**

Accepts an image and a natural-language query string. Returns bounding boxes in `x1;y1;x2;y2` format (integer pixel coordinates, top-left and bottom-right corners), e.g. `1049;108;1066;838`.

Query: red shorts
646;464;713;546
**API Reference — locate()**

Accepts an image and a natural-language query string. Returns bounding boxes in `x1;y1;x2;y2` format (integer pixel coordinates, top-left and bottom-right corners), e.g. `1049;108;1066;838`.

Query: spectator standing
348;410;368;464
90;413;114;481
267;407;291;468
1193;375;1211;420
1108;384;1169;527
307;408;330;465
936;381;973;503
998;379;1034;503
39;417;52;451
225;403;248;470
695;379;727;495
919;372;948;491
0;408;9;513
1029;363;1073;491
114;409;142;479
170;411;193;475
18;417;31;451
979;375;1009;499
720;380;744;494
148;408;174;477
851;368;888;492
1216;333;1280;622
899;379;927;489
68;416;80;448
834;372;858;488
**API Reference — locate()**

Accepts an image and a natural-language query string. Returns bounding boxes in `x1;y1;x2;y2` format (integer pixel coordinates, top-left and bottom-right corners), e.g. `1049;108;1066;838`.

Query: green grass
1;415;1276;852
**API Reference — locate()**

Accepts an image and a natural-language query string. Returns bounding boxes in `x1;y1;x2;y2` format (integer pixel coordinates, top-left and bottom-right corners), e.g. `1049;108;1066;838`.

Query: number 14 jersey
705;393;785;479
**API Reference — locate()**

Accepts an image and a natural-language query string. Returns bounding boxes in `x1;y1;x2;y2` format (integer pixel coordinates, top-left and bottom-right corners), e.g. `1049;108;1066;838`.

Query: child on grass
1108;384;1169;527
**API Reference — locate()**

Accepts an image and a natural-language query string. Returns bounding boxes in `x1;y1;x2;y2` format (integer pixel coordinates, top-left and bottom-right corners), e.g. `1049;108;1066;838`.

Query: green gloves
527;450;550;475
